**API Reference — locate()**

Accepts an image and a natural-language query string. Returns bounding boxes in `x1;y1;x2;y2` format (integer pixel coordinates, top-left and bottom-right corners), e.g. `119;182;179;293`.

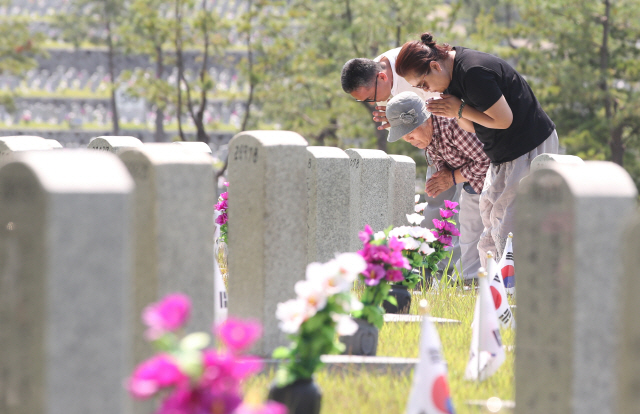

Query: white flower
408;226;428;239
334;252;367;283
399;237;420;250
389;226;410;238
295;279;327;314
422;229;437;243
419;242;435;255
415;202;428;213
415;194;420;204
276;299;309;334
335;315;359;336
373;231;387;241
406;213;425;225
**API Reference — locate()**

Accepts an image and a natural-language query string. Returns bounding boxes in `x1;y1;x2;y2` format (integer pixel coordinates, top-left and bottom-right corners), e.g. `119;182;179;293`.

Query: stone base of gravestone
263;356;419;376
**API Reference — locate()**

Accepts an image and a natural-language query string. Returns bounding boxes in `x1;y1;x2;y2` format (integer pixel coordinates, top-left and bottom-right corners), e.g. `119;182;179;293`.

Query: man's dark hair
340;58;382;93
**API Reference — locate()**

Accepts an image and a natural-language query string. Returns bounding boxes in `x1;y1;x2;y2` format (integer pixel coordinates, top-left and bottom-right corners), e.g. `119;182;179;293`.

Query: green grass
217;250;515;413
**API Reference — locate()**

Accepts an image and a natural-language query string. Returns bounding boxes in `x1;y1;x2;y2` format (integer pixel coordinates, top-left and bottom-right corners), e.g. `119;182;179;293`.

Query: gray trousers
478;130;559;267
458;190;483;280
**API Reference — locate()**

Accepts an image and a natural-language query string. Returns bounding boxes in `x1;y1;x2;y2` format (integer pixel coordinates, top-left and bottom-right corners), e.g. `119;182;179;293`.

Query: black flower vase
339;317;378;356
383;284;412;314
268;378;322;414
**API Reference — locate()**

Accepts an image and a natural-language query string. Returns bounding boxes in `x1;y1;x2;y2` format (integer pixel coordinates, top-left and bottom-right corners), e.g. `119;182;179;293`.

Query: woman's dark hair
396;33;452;78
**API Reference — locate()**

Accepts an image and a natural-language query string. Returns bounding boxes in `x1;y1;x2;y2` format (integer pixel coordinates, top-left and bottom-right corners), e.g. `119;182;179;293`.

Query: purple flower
221;191;228;200
128;354;187;399
443;221;460;237
362;264;386;286
439;208;454;219
444;200;459;210
143;293;191;340
358;224;374;244
388;237;405;252
437;235;453;247
215;213;228;226
215;318;262;355
388;250;411;269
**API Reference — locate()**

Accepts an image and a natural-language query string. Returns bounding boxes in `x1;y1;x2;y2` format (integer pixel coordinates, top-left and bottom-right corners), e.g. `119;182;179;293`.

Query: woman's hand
372;105;390;130
426;94;463;119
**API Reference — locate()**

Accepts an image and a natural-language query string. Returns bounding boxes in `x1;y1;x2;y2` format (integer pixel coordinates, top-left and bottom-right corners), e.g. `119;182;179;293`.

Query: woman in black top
396;32;558;268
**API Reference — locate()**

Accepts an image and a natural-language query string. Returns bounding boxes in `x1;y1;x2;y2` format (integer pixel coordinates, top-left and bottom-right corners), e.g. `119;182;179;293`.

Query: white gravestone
228;131;308;356
88;136;143;154
515;161;637;414
173;141;213;154
530;153;584;174
0;136;52;155
346;149;391;251
306;146;350;263
388;154;416;227
0;150;134;414
118;144;215;365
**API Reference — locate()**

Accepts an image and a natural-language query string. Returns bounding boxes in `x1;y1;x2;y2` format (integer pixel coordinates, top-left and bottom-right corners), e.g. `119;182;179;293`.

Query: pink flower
157;386;242;414
224;182;229;187
388;237;405;252
215;213;228;225
221;191;228;200
358;224;374;244
439;208;454;219
215;318;262;354
385;269;405;282
143;293;191;340
432;219;446;230
215;199;228;211
234;401;288;414
444;200;459;210
128;354;187;399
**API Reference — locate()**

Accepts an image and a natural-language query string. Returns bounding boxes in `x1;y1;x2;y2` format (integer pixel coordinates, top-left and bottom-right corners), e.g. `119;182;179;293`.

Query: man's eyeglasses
355;74;378;103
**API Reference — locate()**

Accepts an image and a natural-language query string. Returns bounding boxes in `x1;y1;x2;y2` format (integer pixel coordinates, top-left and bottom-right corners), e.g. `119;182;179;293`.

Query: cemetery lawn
244;282;515;413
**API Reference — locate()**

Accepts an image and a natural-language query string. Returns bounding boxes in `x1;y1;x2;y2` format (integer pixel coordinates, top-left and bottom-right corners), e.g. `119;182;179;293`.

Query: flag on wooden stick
487;252;515;329
464;269;505;381
497;233;515;295
406;300;455;414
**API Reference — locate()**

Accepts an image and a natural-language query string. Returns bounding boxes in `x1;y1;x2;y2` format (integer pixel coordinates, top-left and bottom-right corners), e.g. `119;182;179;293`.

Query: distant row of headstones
0;132;415;414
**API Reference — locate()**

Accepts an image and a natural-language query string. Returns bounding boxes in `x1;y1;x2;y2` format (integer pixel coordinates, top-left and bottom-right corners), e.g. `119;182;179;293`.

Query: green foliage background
2;0;640;186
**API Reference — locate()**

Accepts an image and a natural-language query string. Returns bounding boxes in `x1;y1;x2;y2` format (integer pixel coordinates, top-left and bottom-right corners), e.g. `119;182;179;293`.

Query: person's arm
426;94;513;130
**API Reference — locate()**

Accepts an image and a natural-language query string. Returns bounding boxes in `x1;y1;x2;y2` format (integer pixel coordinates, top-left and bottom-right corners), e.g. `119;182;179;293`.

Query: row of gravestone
0;132;417;414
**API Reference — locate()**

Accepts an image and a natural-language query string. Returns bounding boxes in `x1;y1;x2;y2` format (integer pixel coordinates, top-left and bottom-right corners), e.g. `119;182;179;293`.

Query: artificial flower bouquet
215;182;229;244
128;293;283;414
353;225;411;328
272;252;367;386
427;200;461;277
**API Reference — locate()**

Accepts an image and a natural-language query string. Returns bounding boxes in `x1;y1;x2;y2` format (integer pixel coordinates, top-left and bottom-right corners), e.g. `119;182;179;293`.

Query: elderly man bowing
386;91;489;283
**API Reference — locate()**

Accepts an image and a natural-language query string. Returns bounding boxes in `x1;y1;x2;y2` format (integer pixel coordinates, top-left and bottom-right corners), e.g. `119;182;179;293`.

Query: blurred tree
0;0;45;110
468;0;640;185
118;0;174;141
242;0;453;154
53;0;126;134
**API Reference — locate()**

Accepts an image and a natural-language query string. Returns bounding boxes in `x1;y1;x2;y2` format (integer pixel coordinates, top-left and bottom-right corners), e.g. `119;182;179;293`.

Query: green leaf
385;295;398;306
272;346;292;359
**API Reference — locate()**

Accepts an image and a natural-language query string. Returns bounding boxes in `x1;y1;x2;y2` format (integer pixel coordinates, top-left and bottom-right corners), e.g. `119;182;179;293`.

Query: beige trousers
478;130;559;267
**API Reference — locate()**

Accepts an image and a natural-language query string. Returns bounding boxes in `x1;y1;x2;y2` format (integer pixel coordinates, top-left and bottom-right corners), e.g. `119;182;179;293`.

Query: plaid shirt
426;116;490;194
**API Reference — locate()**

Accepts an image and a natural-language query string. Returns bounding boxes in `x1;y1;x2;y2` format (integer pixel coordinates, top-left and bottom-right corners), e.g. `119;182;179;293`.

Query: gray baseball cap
386;91;432;142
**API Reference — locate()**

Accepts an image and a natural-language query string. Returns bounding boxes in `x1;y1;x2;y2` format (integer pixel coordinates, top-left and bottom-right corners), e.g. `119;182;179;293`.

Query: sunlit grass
220;252;515;412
